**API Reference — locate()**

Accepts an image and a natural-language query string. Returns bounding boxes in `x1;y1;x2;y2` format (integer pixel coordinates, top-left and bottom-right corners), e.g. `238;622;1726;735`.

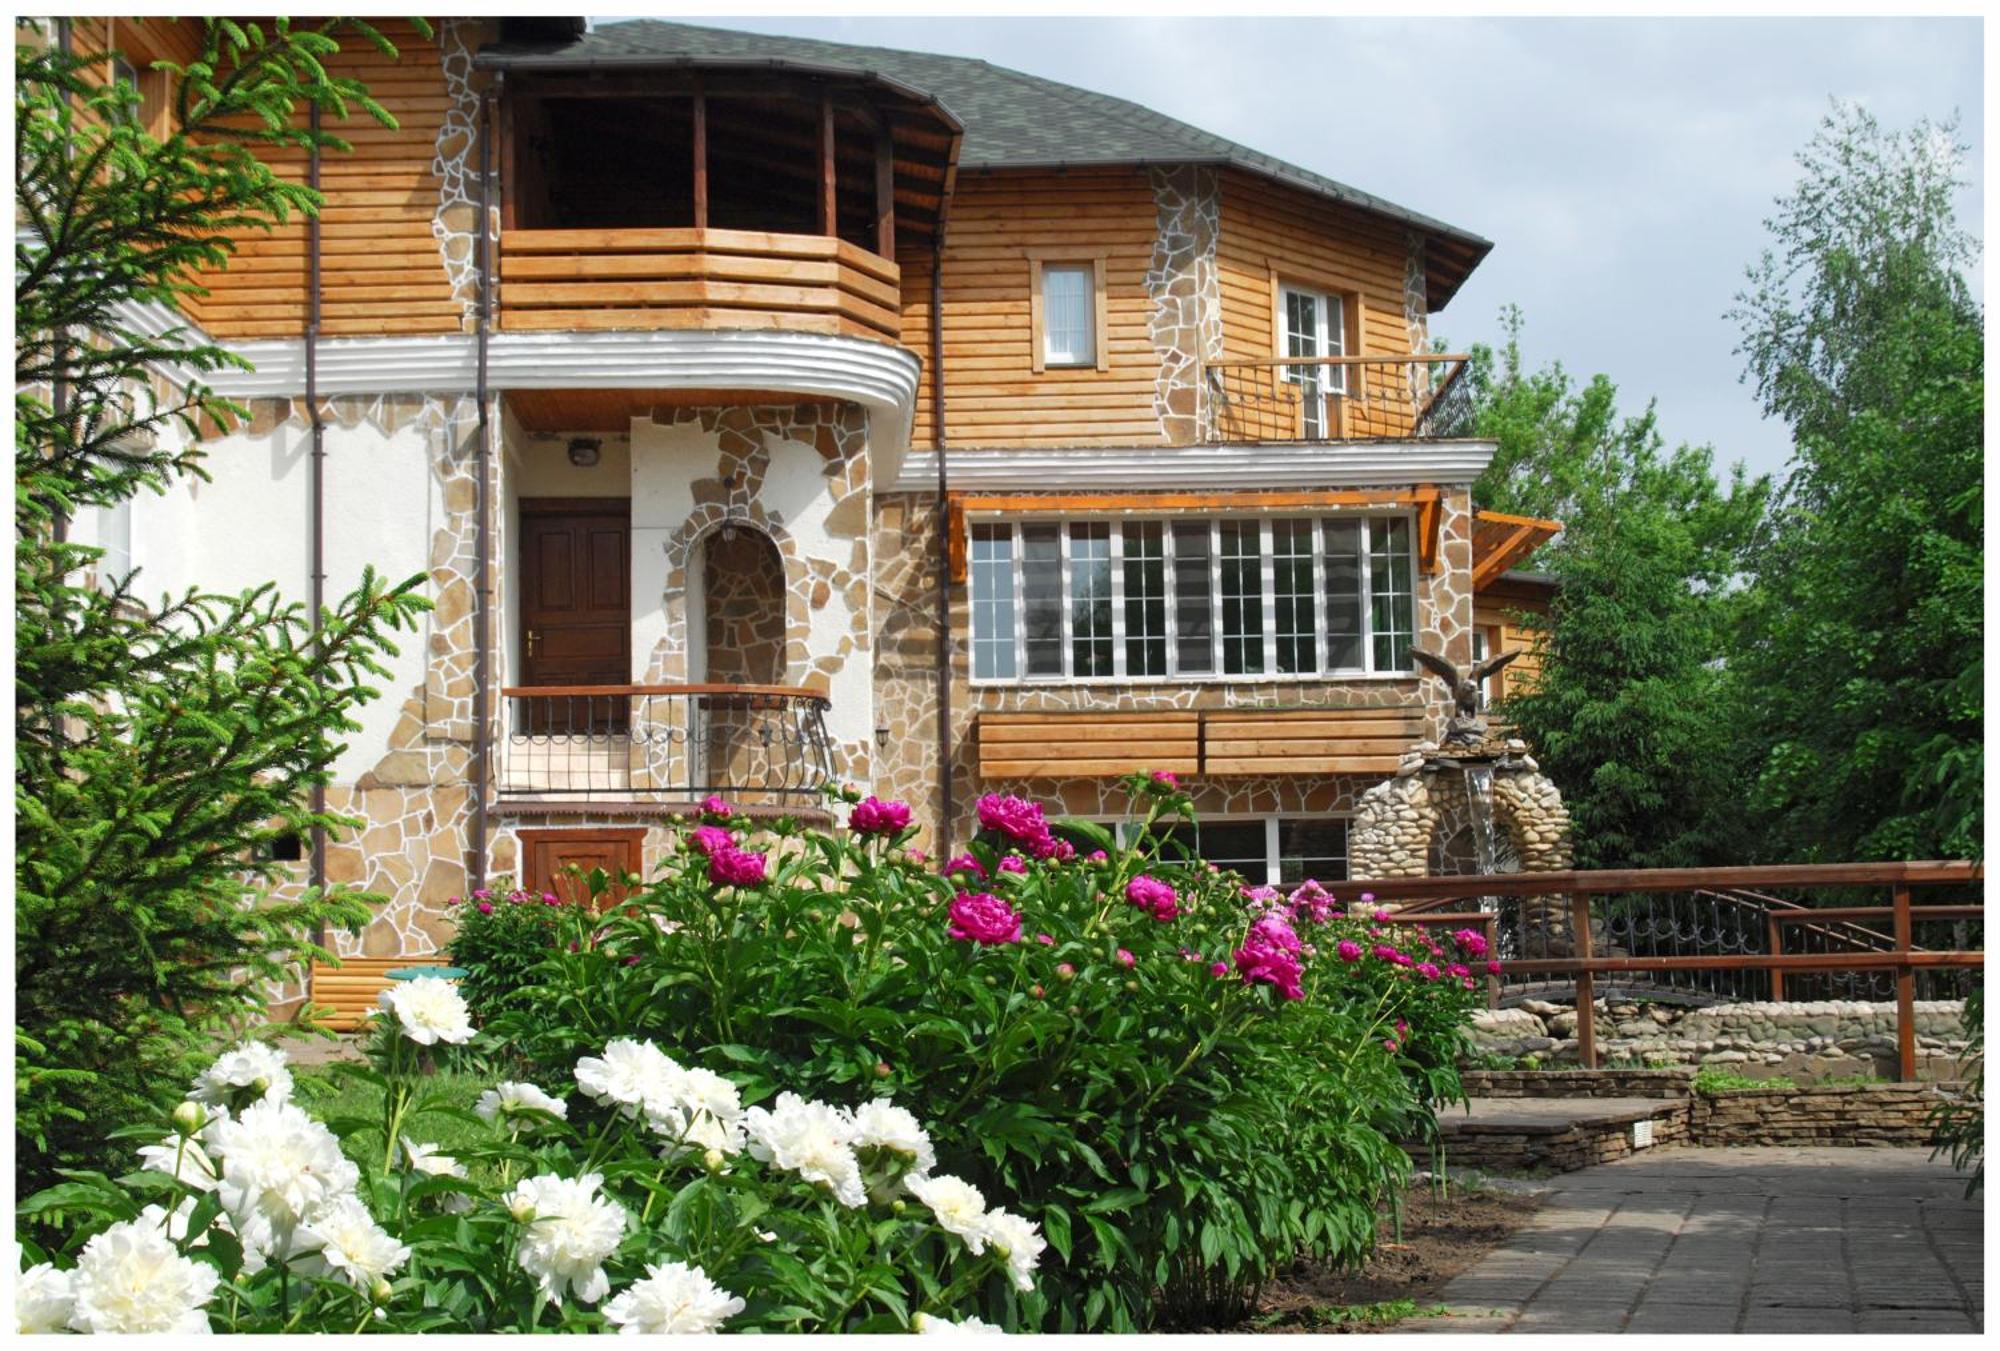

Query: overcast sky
598;14;1983;485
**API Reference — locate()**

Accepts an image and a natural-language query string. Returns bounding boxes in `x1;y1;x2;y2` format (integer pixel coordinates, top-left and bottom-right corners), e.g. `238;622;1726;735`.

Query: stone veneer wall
1146;165;1222;446
1460;1068;1696;1100
869;485;1478;852
1689;1082;1950;1147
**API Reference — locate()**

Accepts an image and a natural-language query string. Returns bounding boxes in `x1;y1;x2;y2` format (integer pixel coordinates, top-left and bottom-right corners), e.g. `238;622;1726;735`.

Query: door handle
526;630;539;656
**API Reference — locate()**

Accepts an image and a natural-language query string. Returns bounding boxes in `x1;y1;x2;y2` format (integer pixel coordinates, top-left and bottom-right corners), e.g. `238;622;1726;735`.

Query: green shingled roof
477;19;1492;309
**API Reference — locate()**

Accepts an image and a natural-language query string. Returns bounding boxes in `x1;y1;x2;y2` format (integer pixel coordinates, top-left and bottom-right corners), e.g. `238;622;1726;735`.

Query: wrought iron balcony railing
499;683;836;807
1203;353;1473;442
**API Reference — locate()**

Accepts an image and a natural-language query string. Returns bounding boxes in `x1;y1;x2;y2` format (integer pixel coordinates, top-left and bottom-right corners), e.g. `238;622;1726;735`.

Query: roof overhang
1471;509;1563;591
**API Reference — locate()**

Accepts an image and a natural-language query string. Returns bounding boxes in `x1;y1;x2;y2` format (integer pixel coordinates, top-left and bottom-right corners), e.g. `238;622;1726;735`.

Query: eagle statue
1409;645;1524;746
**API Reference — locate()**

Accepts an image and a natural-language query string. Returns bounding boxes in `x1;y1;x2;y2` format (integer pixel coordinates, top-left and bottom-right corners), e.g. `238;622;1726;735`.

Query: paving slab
1418;1145;1983;1335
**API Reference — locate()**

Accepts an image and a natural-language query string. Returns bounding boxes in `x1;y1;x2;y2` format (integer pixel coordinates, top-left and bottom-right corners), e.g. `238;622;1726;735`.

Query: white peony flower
741;1093;866;1208
913;1311;1006;1334
657;1108;746;1161
191;1041;293;1108
394;1137;473;1212
575;1038;686;1122
17;1259;75;1334
137;1127;220;1193
505;1172;627;1306
475;1081;569;1131
671;1066;743;1123
851;1098;936;1175
206;1097;359;1249
904;1173;989;1253
377;975;475;1046
66;1214;219;1333
976;1209;1046;1293
294;1195;411;1291
602;1260;745;1334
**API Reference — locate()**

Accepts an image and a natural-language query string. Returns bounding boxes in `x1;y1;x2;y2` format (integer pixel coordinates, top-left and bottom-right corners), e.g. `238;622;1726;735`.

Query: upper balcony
1204;353;1475;443
490;66;960;345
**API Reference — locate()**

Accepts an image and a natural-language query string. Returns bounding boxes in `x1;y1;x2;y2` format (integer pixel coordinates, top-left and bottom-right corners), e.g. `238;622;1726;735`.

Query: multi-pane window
1279;283;1347;438
967;515;1418;682
1041;264;1097;367
1126;817;1350;885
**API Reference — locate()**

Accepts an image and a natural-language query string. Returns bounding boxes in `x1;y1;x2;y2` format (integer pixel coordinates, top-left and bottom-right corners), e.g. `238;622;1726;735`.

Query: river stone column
1348;772;1438;882
1492;769;1577;954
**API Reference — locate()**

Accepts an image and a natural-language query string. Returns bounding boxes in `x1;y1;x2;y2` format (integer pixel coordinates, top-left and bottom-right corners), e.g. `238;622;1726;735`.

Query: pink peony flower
1087;849;1108;862
1486;960;1504;975
850;795;912;835
1360;892;1376;904
1337;940;1362;963
1115;948;1135;968
1373;907;1394;921
1036;932;1054;945
700;794;734;820
1395;1020;1409;1034
473;889;492;900
1210;961;1229;977
998;855;1028;875
1462;977;1478;990
1452;928;1490;957
976;793;1059;858
446;895;460;906
1448;963;1470;979
1051;838;1076;862
947;892;1022;946
1234;913;1305;1000
688;824;735;857
1057;962;1076;979
1384;1038;1400;1053
1126;874;1180;922
624;955;641;966
476;900;494;915
1372;943;1401;963
1150;770;1179;788
943;854;988;881
1288;880;1338;925
708;846;767;887
906;847;928;864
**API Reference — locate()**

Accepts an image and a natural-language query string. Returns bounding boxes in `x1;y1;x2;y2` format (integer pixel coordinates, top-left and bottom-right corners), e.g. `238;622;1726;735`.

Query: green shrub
1930;986;1982;1196
444;882;578;1027
481;775;1487;1331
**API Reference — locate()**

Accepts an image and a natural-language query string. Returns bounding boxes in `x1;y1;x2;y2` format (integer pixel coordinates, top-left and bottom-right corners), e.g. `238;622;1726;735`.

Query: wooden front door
520;499;630;732
519;828;646;910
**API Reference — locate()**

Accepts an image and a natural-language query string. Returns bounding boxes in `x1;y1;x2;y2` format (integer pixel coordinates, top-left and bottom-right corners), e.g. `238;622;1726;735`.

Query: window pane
1043;264;1095;366
1142;821;1268;883
1282;289;1325;438
1323;293;1347;395
1021;523;1063;676
1122;521;1167;677
1278;818;1348;885
969;524;1017;680
1370;516;1415;671
1272;518;1317;675
1217;521;1264;675
1171;520;1214;675
1069;521;1113;677
1323;518;1363;669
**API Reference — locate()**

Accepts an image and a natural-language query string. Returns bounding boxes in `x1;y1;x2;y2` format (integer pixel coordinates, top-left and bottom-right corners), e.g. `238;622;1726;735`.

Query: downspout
471;84;495;893
308;103;328;903
929;235;952;854
49;17;73;546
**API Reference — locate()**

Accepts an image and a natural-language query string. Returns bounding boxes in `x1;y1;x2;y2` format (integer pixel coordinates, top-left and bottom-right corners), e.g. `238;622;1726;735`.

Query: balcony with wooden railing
1204;353;1474;442
497;227;903;341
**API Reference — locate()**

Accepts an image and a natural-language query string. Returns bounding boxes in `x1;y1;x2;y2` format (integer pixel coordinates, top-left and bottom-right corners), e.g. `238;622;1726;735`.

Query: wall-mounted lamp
875;722;891;745
566;437;602;468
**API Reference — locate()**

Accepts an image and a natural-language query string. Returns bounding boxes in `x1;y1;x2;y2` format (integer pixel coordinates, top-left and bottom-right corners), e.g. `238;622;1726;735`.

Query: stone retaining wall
1460;1068;1693;1100
1690;1083;1950;1148
1467;998;1971;1082
1433;1104;1692;1175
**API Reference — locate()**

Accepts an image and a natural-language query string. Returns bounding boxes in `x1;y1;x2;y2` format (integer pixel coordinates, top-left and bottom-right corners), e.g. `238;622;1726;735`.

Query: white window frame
1277;282;1348;438
965;511;1419;687
1106;813;1353;886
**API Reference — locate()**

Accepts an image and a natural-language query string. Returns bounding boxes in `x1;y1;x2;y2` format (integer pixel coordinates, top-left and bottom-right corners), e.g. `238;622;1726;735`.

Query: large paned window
967;515;1418;683
1127;817;1350;885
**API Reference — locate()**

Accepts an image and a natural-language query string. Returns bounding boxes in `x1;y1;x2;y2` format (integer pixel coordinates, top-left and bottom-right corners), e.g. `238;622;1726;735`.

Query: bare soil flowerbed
1233;1185;1542;1333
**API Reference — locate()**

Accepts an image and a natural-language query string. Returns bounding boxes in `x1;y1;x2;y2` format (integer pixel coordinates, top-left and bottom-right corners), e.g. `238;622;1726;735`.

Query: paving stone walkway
1413;1146;1983;1335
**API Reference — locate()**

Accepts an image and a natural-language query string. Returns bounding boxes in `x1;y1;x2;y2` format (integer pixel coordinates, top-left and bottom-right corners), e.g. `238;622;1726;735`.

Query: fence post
1570;892;1596;1071
1893;884;1916;1082
1768;913;1786;1002
1485;914;1501;1009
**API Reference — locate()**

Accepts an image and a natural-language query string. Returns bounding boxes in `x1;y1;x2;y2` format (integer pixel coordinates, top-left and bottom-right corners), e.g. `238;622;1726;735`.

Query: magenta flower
1373;907;1394;921
948;892;1022;946
1234;913;1305;1000
907;847;928;864
1372;943;1401;963
473;888;492;900
1462;976;1478;990
943;853;988;881
998;855;1028;875
1115;948;1135;968
445;895;460;906
1126;874;1180;922
1448;963;1469;979
1486;959;1504;975
687;824;735;857
1087;849;1108;862
1337;940;1362;963
1452;928;1490;957
707;846;767;887
1057;962;1076;979
1036;932;1054;945
1051;838;1076;862
700;794;734;821
976;793;1058;858
1150;770;1179;788
1384;1038;1400;1053
1395;1019;1409;1034
850;795;912;835
1288;880;1337;924
476;900;494;915
1360;892;1376;904
623;954;641;966
1209;961;1229;978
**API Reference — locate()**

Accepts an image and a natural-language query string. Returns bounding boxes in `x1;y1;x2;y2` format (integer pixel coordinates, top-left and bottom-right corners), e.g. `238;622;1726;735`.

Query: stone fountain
1349;646;1579;952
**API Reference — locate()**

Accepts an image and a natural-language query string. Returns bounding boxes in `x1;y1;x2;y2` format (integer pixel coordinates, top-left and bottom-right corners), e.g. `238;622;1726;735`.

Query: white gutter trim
890;441;1496;493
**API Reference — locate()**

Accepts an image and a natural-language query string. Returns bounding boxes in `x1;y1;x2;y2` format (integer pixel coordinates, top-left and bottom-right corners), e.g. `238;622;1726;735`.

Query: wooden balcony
1204;353;1472;442
975;705;1424;780
497;227;903;342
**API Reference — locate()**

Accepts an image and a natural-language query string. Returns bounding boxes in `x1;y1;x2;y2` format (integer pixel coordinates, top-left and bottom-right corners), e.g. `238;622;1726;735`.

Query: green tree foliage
15;19;430;1193
1730;103;1983;861
1463;310;1770;869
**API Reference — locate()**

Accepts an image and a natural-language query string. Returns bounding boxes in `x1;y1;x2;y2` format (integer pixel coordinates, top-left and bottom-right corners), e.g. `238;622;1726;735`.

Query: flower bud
1030;984;1045;999
370;1277;394;1305
1124;980;1139;994
509;1196;537;1223
1068;1004;1082;1016
172;1101;206;1136
1056;963;1076;982
890;1199;907;1216
984;975;997;987
703;1148;726;1174
874;1061;892;1079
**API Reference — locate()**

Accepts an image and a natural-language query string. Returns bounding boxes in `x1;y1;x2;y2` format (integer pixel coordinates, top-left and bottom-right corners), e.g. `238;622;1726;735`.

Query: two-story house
60;17;1559;1010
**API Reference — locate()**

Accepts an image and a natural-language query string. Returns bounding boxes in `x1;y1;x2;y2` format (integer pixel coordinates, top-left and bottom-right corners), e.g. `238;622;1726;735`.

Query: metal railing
499;683;835;807
1202;353;1473;442
1350;861;1983;1080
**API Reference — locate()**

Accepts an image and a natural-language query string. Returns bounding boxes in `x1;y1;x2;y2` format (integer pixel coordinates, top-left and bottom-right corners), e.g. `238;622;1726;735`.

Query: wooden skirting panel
976;705;1423;780
308;954;447;1032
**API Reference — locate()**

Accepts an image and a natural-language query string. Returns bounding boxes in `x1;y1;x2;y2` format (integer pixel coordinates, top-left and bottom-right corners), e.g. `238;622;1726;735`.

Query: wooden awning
1471;509;1562;591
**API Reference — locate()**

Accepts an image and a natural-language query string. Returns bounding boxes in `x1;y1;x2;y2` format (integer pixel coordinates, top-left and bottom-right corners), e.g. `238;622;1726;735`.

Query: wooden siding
976;712;1200;779
186;18;462;339
903;168;1164;449
1216;168;1419;371
976;705;1423;780
308;954;447;1031
1474;592;1550;700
